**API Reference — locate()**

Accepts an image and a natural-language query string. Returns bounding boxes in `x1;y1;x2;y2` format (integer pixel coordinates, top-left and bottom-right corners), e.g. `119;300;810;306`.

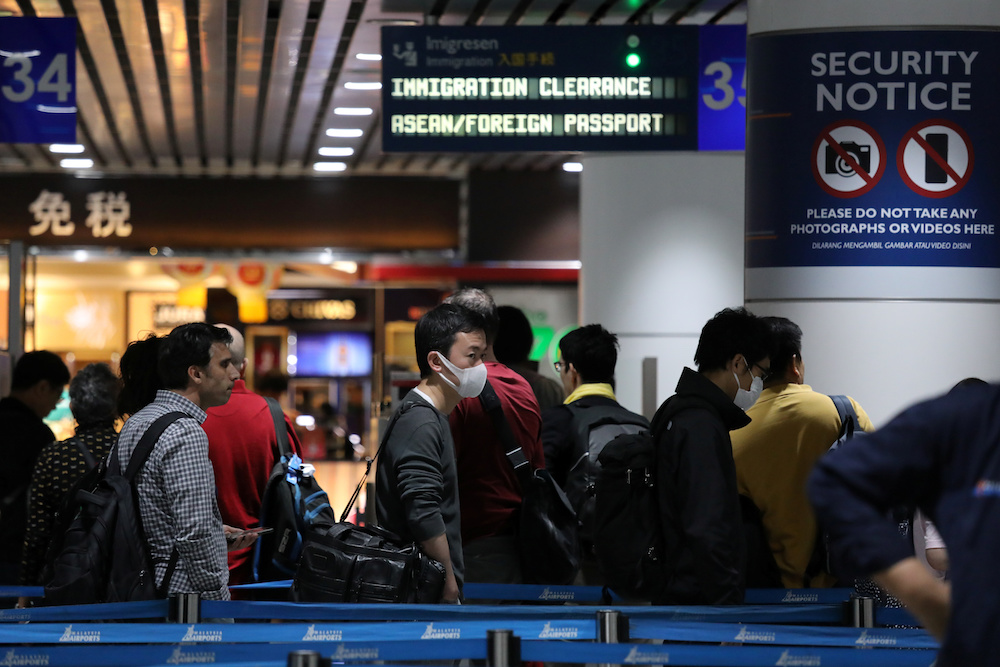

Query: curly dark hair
70;363;120;426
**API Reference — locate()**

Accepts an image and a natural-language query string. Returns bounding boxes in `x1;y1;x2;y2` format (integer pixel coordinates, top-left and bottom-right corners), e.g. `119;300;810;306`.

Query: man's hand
223;524;260;552
874;557;951;640
419;532;461;603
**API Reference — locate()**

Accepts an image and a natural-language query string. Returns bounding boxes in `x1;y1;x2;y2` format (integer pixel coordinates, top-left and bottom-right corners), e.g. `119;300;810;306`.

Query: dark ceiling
0;0;746;178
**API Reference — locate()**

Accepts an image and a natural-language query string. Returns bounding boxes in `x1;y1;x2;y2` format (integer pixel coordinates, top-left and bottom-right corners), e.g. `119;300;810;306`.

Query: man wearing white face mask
375;302;488;603
648;306;770;605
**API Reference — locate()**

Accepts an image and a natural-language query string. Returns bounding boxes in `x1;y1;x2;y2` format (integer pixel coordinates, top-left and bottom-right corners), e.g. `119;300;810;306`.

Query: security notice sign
746;30;999;269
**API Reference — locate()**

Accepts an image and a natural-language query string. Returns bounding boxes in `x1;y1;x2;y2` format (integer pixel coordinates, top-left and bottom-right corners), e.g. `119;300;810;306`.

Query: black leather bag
479;381;581;585
291;522;445;603
290;402;446;603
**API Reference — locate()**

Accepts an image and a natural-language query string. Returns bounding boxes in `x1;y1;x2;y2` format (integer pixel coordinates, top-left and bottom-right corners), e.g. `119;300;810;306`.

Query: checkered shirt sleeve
117;390;229;600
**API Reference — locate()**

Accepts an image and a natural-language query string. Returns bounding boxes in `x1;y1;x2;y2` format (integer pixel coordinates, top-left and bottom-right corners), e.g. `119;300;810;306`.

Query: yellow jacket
731;383;874;588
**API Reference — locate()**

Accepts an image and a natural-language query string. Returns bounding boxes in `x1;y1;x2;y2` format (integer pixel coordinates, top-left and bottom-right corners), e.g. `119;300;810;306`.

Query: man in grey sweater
376;303;488;603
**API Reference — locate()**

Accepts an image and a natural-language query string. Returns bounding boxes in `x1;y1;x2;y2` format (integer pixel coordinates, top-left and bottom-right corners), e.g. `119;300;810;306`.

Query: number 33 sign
0;17;77;143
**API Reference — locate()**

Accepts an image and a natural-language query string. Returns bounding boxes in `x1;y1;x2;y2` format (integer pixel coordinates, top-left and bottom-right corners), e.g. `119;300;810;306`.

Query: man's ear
726;353;743;373
426;350;443;374
187;364;204;385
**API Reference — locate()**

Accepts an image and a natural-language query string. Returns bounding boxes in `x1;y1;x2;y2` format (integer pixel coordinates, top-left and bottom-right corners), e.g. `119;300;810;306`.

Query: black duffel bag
291;522;445;603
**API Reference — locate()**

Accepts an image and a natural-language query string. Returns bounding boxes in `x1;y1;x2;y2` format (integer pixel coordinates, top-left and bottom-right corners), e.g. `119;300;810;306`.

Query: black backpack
593;429;667;598
253;398;337;581
564;403;650;543
41;412;184;606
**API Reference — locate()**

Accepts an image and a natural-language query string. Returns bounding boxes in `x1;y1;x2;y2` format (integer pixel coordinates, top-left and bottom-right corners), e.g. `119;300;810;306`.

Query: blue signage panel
0;17;77;144
381;25;700;153
746;30;999;268
698;25;746;151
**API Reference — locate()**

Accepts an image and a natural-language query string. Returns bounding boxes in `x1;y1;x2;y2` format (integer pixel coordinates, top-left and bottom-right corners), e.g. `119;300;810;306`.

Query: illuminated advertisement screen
291;331;373;378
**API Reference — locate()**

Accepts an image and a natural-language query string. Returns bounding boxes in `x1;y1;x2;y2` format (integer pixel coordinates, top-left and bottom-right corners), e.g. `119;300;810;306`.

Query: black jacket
0;397;57;568
650;367;750;605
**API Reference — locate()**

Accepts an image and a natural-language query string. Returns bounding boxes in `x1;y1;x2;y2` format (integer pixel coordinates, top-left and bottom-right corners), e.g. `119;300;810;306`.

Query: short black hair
158;322;233;390
70;363;120;426
762;316;802;379
12;350;70;391
494;305;533;364
694;307;768;373
559;324;618;384
414;303;487;378
443;288;499;345
118;334;164;417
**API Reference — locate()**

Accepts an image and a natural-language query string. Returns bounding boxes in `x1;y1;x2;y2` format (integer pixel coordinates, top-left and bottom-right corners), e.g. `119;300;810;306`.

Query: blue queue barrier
0;618;936;648
0;637;937;667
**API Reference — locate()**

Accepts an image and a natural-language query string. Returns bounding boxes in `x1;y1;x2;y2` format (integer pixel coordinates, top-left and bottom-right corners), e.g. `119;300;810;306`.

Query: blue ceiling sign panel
0;17;77;144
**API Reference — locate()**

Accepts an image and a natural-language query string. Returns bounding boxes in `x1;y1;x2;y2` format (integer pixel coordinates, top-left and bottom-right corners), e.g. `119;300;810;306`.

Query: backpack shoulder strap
479;380;533;489
120;411;188;480
829;395;858;442
264;397;292;459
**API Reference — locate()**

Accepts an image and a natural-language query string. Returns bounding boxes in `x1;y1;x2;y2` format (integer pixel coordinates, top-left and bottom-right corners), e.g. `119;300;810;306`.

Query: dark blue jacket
809;383;1000;666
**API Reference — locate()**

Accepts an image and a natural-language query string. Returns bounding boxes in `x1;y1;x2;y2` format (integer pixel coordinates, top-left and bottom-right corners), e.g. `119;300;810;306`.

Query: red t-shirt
202;380;302;585
449;362;544;543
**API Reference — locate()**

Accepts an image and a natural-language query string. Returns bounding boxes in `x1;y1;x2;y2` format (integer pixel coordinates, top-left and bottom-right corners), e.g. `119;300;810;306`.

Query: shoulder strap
264;397;292;459
829;395;858;441
479;380;533;489
73;438;98;470
340;399;434;522
118;412;188;481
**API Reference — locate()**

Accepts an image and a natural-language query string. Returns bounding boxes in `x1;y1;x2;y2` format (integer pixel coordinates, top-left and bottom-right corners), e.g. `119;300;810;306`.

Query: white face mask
733;358;764;410
435;351;488;399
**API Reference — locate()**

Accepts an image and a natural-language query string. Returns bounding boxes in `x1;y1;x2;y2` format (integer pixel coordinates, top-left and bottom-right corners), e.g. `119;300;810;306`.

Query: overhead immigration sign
381;25;746;153
746;30;998;270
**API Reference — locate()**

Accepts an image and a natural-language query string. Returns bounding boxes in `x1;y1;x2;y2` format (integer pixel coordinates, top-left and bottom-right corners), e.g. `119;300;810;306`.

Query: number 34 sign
0;17;76;144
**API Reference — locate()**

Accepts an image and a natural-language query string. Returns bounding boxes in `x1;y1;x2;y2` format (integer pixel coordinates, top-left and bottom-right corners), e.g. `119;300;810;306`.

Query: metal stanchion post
596;609;630;643
287;650;322;667
486;629;520;667
849;596;875;628
168;592;201;623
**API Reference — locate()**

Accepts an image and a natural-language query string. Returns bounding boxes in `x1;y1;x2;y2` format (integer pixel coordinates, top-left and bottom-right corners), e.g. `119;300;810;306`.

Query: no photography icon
812;120;887;198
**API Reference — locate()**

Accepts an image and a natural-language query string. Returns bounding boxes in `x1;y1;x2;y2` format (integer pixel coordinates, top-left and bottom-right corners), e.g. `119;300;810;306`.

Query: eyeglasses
554;360;566;372
752;362;772;383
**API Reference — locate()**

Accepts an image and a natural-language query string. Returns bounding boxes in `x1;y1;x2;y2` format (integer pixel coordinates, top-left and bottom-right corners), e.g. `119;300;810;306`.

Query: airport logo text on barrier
812;120;886;198
898;119;973;198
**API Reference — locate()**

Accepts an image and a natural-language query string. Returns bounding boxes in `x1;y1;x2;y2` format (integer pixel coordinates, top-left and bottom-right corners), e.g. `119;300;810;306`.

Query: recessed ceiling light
356;53;382;61
49;143;85;154
334;107;374;116
344;82;382;91
313;162;348;172
319;147;355;157
563;162;583;172
60;158;94;169
326;128;364;138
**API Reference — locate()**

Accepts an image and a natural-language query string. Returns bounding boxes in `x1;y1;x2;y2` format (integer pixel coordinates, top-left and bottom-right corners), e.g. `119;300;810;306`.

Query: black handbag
480;381;582;585
290;402;446;603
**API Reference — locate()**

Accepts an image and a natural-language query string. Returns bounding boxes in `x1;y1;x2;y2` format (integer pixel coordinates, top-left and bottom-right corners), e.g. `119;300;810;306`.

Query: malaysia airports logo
538;622;579;639
623;646;672;664
855;630;897;646
0;649;50;666
538;587;575;601
302;625;343;641
59;626;101;643
165;647;217;664
180;626;223;642
330;645;379;661
775;650;821;666
421;623;461;639
733;626;776;642
781;591;819;603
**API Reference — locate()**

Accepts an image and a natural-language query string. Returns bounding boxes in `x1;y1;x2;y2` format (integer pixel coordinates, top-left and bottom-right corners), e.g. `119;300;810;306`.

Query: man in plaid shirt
117;322;253;600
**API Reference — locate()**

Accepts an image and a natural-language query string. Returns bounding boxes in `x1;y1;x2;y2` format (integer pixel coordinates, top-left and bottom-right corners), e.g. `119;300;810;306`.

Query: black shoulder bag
291;401;446;603
479;380;581;585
